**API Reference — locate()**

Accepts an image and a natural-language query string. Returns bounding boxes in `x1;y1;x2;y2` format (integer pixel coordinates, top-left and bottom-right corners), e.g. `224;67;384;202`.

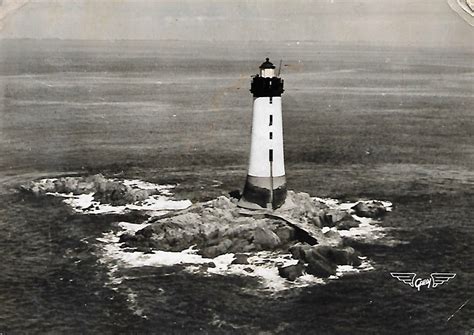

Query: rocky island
21;174;391;284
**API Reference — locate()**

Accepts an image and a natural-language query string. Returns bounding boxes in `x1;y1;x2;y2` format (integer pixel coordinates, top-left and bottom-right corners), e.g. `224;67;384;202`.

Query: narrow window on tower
269;149;273;162
269;132;273;139
269;115;273;126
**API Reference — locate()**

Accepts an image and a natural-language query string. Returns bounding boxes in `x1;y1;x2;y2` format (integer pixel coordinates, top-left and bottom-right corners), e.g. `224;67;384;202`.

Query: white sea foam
313;197;392;213
351;215;374;225
337;222;387;241
313;197;340;208
327;261;374;280
206;251;327;291
125;289;147;318
122;179;174;191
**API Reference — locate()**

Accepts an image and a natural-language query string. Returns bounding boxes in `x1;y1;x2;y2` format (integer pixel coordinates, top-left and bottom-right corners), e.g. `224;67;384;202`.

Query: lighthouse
238;58;287;210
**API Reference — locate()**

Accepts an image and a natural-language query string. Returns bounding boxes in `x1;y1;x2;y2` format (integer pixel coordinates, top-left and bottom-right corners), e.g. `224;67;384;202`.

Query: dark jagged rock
322;229;343;247
313;245;361;267
335;247;362;267
136;226;154;239
200;239;234;258
297;246;338;277
119;228;159;251
319;213;334;227
288;242;361;279
274;224;295;244
119;232;136;243
138;247;155;254
278;262;304;281
291;243;361;267
352;201;387;218
231;253;249;265
323;209;347;226
289;242;313;261
335;214;360;230
305;258;337;278
228;190;241;200
320;210;359;230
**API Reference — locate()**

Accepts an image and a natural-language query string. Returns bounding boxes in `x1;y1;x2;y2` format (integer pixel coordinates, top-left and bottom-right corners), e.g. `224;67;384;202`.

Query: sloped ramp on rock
239;209;326;245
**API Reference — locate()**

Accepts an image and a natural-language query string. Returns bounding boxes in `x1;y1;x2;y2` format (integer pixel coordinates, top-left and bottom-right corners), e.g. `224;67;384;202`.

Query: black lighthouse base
238;175;287;210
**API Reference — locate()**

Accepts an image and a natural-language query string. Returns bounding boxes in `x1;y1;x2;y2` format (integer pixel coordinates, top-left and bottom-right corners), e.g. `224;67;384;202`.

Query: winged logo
391;272;416;287
431;273;457;288
390;272;456;291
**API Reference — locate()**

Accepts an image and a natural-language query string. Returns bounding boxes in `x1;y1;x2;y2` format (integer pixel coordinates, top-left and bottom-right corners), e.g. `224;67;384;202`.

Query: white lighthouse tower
239;58;287;210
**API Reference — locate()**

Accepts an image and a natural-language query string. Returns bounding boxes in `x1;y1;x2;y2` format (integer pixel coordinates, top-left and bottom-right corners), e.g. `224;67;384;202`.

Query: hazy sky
0;0;472;48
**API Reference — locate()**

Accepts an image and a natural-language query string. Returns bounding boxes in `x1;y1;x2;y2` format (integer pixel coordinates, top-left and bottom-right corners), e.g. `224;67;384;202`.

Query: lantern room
251;58;284;98
259;58;276;78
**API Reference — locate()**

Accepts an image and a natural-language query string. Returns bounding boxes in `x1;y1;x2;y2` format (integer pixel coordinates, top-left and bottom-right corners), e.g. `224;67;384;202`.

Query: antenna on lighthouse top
277;59;283;77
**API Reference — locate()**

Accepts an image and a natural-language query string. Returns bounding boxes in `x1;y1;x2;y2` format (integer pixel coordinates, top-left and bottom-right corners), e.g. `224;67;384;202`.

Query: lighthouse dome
259;58;275;69
259;58;276;78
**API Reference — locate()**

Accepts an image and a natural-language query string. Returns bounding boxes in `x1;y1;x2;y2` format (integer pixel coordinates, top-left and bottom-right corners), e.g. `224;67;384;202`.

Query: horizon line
1;38;472;51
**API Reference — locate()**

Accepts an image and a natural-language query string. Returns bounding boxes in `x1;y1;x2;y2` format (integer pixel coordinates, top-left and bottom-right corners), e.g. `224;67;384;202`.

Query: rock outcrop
21;174;158;205
21;176;392;282
139;196;297;258
352;201;387;219
289;243;361;278
114;192;369;280
278;263;305;281
231;253;249;265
